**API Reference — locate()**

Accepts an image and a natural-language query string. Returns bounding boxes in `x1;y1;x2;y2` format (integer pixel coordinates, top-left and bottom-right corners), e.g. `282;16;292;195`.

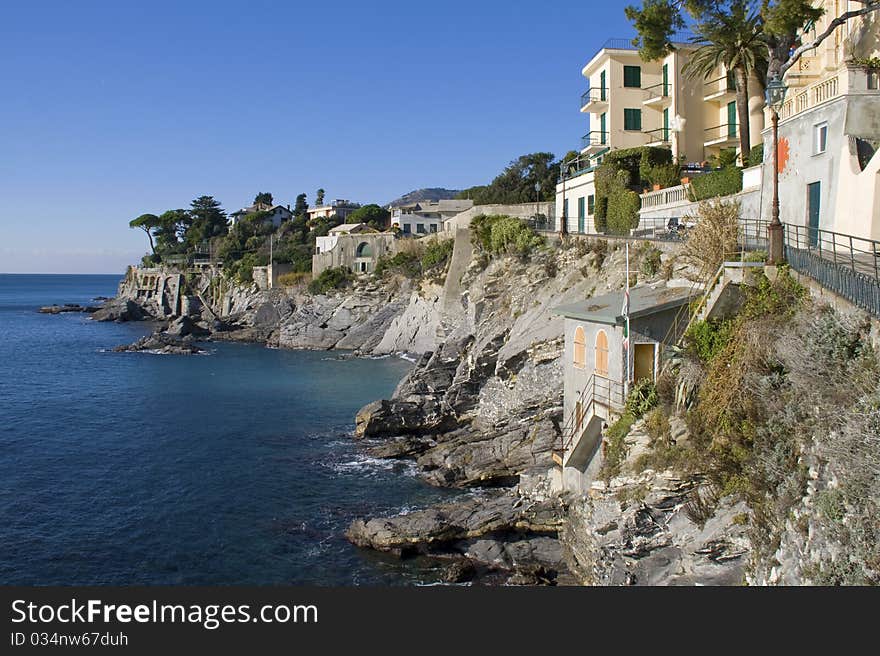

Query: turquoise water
0;274;452;585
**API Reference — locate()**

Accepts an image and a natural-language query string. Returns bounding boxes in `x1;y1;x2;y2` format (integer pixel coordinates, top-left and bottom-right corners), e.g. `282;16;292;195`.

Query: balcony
703;74;736;102
581;130;608;154
642;82;671;108
580;88;608;113
704;123;739;148
642;127;671;147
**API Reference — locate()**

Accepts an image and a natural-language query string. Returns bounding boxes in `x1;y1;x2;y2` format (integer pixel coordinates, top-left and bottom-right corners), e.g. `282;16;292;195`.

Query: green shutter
624;65;641;88
624;108;642;131
600;70;606;100
727;101;737;138
662;63;668;96
578;197;585;219
587;194;595;215
599;113;606;143
663;107;669;140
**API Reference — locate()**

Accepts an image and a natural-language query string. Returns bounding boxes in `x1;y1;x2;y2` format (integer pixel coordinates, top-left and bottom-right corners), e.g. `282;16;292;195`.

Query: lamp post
560;162;569;237
765;74;789;265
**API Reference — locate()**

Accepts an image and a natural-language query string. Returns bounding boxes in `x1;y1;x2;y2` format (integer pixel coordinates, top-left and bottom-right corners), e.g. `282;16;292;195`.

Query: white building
389;199;473;236
306;199;360;223
229;203;293;228
314;222;374;255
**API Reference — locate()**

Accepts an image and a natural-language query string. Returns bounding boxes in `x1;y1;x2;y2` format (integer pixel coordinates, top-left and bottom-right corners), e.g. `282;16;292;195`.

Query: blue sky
0;1;638;273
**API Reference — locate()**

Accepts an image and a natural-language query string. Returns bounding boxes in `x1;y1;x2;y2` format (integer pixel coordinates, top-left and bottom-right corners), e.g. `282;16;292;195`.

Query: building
556;37;764;235
312;225;397;277
760;1;880;242
314;222;374;255
389;199;474;236
229;203;293;228
306;199;360;223
552;285;698;492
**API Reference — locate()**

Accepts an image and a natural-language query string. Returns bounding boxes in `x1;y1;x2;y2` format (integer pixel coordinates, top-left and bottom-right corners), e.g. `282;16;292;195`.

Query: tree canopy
346;204;390;228
254;192;273;206
456;152;564;205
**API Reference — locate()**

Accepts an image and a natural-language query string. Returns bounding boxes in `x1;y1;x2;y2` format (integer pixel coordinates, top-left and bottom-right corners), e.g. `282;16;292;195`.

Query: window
624;108;642;131
416;223;426;233
813;122;828;154
429;224;438;233
595;330;609;376
623;65;641;88
868;71;879;90
573;326;586;368
587;195;595;216
403;223;411;234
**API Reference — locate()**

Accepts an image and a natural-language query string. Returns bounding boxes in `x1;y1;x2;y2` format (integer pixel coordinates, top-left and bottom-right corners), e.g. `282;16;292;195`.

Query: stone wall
312;233;397;277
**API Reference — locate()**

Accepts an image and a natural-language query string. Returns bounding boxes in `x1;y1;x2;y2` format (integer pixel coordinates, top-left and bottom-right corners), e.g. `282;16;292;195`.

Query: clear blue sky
0;0;638;273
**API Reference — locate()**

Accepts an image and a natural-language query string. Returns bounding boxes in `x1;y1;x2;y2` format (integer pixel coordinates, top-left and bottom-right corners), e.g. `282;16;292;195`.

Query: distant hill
386;188;462;207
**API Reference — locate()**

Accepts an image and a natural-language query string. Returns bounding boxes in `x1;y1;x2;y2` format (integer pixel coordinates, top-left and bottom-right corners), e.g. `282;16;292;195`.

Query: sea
0;274;456;585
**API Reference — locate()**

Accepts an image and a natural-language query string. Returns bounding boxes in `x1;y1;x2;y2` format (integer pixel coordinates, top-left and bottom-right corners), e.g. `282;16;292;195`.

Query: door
662;63;668;96
808;182;821;247
726;101;737;138
599;113;606;144
633;343;655;383
600;70;606;101
577;197;585;233
662;107;669;141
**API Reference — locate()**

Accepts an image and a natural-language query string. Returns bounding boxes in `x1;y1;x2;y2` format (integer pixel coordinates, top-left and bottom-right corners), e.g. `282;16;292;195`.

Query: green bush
601;412;635;481
308;266;353;294
607;189;641;234
277;271;310;287
420;238;455;271
625;379;658;418
747;144;764;166
639;243;662;277
374;252;421;278
470;214;545;257
685;318;735;363
688;167;743;201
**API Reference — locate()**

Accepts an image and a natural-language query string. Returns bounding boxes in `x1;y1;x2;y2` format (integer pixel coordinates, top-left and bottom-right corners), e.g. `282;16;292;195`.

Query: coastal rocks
113;333;206;355
164;315;210;338
346;491;571;584
559;472;750;586
39;303;99;314
92;299;148;322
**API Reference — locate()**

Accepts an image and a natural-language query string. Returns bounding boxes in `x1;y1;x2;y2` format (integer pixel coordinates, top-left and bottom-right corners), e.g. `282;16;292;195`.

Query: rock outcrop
113;333;206;355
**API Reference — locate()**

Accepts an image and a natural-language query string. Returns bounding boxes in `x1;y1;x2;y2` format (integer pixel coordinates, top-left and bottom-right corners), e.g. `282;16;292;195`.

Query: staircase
552;374;624;468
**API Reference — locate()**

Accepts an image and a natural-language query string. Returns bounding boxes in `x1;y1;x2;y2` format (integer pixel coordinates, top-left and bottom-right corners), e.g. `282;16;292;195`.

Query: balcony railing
643;127;671;144
580;88;608;109
582;131;608;149
642;82;669;101
778;73;841;120
704;123;738;143
703;74;736;98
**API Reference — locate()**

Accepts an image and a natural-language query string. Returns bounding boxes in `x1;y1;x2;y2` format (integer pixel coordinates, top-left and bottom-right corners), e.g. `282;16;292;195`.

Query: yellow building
557;37;765;234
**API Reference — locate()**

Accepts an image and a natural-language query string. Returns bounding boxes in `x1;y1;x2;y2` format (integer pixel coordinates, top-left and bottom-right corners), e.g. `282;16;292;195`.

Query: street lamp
765;74;789;265
560;161;569;237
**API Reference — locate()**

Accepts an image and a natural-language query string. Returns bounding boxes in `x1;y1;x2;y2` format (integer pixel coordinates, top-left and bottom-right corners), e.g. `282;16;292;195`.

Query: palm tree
684;1;768;165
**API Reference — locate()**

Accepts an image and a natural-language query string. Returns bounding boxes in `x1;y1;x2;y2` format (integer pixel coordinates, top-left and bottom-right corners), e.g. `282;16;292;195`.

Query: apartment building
555;37;764;234
761;0;880;241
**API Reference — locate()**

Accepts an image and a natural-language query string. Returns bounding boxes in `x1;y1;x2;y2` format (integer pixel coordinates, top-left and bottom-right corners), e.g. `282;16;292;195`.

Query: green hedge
688;167;743;201
747;144;764;166
308;266;353;294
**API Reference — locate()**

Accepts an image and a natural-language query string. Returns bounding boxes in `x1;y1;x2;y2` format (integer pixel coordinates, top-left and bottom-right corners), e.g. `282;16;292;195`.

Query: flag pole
624;243;630;398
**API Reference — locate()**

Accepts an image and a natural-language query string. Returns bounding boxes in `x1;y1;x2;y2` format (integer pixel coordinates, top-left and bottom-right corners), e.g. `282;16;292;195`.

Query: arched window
595;330;609;376
573;326;586;368
356;241;373;258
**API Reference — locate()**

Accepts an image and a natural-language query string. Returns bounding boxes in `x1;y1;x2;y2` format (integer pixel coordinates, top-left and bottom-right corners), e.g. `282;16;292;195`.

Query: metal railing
582;131;608;149
642;82;669;101
704;123;738;142
555;373;625;456
581;88;607;108
703;74;736;97
642;127;671;144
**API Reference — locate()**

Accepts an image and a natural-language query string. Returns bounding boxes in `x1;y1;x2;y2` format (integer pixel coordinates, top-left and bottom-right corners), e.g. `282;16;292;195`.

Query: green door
662;63;668;96
599;113;606;143
727;101;737;138
577;197;585;233
808;182;821;247
600;70;606;101
663;107;669;141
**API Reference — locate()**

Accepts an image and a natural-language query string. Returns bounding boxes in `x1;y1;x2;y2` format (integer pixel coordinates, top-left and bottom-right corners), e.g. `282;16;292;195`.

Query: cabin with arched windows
552;284;699;493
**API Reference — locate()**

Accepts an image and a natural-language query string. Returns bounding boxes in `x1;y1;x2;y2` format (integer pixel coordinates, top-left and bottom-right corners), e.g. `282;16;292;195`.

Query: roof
553;285;698;325
328;222;370;234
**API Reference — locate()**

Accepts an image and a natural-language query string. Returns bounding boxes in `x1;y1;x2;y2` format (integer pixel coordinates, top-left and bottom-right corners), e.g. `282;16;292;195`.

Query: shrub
601;412;635;481
644;161;681;188
606;188;641;235
625;379;658;418
644;407;671;445
470;214;545;257
685;318;735;363
420;238;455;271
688;166;743;201
276;271;310;287
638;242;662;277
374;252;421;278
682;199;741;282
747;144;764;166
307;266;353;294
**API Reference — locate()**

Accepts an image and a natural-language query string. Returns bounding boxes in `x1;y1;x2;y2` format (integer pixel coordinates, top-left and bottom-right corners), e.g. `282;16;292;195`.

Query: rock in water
113;333;205;355
92;299;147;322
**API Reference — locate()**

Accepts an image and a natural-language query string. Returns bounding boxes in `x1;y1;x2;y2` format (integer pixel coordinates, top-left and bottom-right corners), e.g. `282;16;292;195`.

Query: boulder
92;299;147;322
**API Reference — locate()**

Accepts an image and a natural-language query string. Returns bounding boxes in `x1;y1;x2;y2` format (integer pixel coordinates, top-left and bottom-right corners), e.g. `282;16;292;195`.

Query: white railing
779;73;841;120
640;183;690;208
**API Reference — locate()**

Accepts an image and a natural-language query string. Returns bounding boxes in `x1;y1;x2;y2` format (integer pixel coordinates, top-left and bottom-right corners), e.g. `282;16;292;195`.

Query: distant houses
306;199;360;223
229;202;293;228
388;199;474;235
